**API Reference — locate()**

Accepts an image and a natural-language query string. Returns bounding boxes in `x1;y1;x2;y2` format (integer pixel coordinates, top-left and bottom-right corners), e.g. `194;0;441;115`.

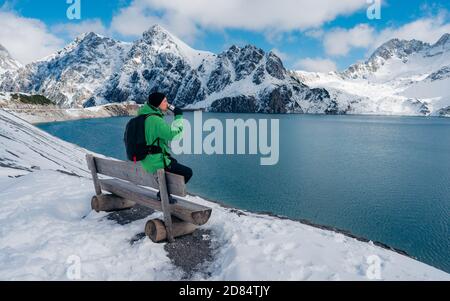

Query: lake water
37;113;450;273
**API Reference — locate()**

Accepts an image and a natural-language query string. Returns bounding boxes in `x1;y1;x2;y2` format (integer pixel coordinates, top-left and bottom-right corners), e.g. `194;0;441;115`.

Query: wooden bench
86;154;212;243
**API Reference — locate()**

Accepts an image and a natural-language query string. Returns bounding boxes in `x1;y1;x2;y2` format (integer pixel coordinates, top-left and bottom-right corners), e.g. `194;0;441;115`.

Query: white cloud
52;19;108;40
304;29;325;39
0;10;64;64
322;14;450;57
271;48;290;61
110;0;367;41
110;1;201;43
373;15;450;49
323;24;374;56
294;57;337;72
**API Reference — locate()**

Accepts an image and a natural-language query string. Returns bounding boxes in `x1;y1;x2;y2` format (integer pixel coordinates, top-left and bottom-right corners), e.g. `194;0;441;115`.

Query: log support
91;194;136;212
145;218;197;243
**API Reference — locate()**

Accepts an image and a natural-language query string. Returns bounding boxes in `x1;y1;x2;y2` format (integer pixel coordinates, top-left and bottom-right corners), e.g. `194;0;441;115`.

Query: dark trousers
165;157;193;184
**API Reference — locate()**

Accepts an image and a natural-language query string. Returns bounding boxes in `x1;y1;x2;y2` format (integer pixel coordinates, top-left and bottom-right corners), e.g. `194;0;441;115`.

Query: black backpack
124;114;162;163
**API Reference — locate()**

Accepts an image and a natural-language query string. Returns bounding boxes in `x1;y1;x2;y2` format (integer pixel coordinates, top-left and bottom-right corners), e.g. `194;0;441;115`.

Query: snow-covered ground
0;109;449;280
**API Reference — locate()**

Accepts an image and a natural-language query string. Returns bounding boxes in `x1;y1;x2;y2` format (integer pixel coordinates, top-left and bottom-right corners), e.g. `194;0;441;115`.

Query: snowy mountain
1;108;449;280
85;25;216;108
297;34;450;116
0;33;131;108
0;44;22;75
88;25;332;114
2;26;449;116
0;25;332;113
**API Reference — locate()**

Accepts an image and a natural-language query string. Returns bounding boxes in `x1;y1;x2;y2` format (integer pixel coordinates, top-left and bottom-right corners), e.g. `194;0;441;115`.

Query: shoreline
2;104;140;125
0;90;448;126
187;192;413;259
14;110;450;126
1;103;448;125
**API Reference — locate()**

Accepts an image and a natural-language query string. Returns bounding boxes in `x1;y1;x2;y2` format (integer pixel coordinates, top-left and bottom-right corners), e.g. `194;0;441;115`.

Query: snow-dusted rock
437;106;450;117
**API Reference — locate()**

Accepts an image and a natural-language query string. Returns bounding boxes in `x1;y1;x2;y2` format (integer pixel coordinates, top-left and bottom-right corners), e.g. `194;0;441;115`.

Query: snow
165;38;213;70
0;44;22;75
0;170;182;281
296;69;450;116
296;35;450;116
142;25;214;70
0;108;449;280
202;200;449;281
402;77;450;114
187;56;286;110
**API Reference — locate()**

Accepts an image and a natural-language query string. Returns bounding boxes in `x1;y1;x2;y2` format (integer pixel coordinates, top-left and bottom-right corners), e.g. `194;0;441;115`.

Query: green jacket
137;103;184;173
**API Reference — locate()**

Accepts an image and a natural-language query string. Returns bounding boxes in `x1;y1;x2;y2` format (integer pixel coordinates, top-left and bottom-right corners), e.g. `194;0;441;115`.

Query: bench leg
86;154;102;196
145;218;197;243
157;169;175;242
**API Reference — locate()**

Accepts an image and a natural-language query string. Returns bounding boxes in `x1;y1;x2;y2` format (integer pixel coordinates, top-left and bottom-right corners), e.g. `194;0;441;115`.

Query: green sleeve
155;115;184;141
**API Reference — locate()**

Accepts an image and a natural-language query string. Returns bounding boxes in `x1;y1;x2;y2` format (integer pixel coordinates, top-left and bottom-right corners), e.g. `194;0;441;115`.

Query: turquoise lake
37;113;450;273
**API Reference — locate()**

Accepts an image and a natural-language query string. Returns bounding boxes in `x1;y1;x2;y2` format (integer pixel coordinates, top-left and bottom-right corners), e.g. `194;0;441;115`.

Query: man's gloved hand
173;107;183;116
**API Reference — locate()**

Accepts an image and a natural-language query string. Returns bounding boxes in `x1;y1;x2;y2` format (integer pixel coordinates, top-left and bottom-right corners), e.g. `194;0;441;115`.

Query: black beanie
148;92;166;108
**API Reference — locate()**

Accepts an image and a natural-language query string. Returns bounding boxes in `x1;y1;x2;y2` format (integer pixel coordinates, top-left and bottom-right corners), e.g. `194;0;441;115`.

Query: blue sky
1;0;449;71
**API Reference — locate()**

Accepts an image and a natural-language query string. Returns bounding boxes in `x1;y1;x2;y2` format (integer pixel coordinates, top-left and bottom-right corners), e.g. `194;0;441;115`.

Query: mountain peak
369;38;429;62
433;33;450;47
0;43;12;58
224;44;265;56
37;32;122;63
0;43;22;74
146;24;168;34
141;24;190;50
142;24;174;42
380;38;428;52
74;32;105;44
138;23;213;68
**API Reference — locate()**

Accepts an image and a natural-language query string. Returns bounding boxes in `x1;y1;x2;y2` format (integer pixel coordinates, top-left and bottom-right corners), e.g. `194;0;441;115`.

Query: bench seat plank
99;178;212;226
94;157;186;197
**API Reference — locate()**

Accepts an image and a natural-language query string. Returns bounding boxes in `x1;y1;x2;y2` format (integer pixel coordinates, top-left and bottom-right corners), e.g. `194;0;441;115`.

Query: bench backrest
88;155;186;197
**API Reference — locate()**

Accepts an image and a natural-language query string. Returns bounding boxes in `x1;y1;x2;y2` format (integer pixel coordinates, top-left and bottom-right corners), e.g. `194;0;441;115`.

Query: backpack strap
144;114;165;156
144;113;161;120
144;113;172;168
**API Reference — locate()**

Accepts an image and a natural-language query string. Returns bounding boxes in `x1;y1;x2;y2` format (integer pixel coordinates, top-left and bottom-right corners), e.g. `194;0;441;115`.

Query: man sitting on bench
138;92;193;186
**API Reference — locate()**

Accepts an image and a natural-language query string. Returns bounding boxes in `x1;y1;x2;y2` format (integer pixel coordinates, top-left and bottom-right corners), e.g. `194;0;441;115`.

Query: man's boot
156;191;177;204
